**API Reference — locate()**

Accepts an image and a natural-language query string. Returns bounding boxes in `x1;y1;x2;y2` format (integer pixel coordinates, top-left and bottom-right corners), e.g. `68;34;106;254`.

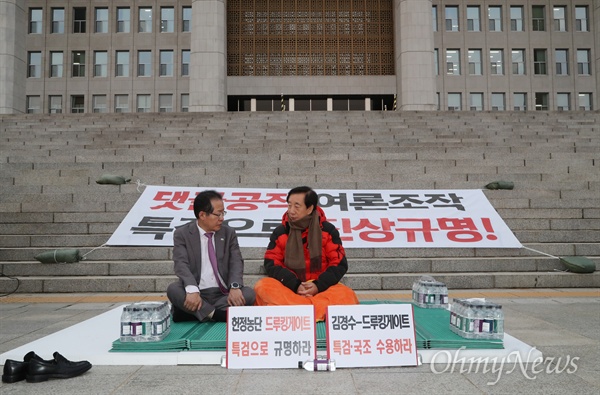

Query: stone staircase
1;111;599;293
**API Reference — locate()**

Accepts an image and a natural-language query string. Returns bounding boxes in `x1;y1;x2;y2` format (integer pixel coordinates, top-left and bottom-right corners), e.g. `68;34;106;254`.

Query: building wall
0;0;26;114
3;0;598;113
23;0;191;114
433;0;597;111
189;0;226;112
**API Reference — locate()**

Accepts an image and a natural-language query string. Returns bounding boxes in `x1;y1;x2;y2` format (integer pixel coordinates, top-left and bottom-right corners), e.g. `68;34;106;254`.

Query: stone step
1;243;599;261
1;256;597;279
1;271;598;294
1;111;598;294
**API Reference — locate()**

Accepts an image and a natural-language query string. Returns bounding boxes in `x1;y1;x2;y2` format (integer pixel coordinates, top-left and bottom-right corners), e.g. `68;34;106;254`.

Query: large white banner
106;186;521;248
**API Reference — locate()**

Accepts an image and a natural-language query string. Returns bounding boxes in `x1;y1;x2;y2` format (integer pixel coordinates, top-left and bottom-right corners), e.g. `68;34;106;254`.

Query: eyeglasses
208;211;227;219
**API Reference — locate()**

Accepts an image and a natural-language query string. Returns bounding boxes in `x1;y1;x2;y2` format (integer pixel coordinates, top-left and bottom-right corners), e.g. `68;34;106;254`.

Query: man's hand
297;281;319;297
227;288;246;306
184;292;202;312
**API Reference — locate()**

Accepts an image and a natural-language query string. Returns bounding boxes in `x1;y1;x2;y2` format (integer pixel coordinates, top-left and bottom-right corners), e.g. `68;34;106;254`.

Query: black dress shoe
212;309;228;322
25;352;92;383
1;351;46;383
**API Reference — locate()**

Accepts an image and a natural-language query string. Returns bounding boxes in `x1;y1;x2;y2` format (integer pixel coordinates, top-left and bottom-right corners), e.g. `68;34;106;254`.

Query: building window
27;52;41;78
556;93;570;111
511;50;525;75
73;7;86;33
467;6;480;32
161;7;174;33
71;95;85;113
49;95;63;113
159;50;173;76
434;49;439;75
432;6;437;32
535;93;549;110
488;6;502;32
555;50;568;76
26;96;41;114
553;6;567;32
116;51;130;77
181;94;189;112
513;93;527;111
52;8;65;34
446;49;460;75
50;52;63;78
182;50;190;76
577;93;592;111
95;8;108;33
533;49;547;75
469;93;483;111
137;94;151;112
138;51;152;76
117;7;130;33
72;51;86;77
139;7;152;33
182;6;192;32
577;50;590;75
93;51;108;77
468;49;482;75
29;8;43;34
532;6;545;31
490;49;504;75
92;95;107;113
448;93;461;110
159;94;173;112
575;7;589;32
115;94;129;112
491;93;505;111
510;6;524;32
445;6;459;32
228;1;393;77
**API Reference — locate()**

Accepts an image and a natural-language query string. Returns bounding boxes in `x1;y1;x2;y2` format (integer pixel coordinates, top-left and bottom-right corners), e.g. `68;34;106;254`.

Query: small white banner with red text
326;304;418;368
225;305;316;369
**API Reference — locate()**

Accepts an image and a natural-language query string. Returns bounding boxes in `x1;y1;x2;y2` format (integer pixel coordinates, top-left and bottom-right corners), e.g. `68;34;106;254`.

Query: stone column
190;0;227;112
0;0;26;114
595;2;600;98
394;0;436;111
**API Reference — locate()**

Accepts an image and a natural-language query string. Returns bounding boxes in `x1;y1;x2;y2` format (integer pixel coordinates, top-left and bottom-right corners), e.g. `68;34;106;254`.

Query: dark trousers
166;282;256;322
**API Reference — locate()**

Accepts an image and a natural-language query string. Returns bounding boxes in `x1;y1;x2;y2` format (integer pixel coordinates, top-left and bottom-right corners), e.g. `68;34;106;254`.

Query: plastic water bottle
481;305;495;337
151;306;164;340
439;283;449;306
141;306;153;340
411;280;420;304
161;301;171;337
413;277;448;309
130;307;142;341
120;306;132;342
299;359;336;371
462;302;476;339
494;304;504;339
450;299;463;336
450;298;463;335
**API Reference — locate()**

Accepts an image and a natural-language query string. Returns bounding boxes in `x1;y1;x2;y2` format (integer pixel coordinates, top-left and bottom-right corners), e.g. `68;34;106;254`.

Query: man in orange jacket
254;186;359;321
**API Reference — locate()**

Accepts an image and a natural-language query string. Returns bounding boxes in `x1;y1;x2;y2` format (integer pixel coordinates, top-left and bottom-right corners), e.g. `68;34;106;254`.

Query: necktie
205;232;228;294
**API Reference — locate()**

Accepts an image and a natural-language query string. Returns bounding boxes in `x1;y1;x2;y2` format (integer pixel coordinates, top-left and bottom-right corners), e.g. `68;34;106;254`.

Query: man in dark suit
167;190;255;322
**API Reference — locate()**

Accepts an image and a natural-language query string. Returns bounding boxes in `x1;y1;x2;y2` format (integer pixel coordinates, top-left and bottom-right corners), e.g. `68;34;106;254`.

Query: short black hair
193;190;223;219
287;186;318;210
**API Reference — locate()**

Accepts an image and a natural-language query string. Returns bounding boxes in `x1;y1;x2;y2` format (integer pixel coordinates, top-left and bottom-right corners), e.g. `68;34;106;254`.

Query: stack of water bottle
120;301;171;342
449;298;504;340
411;276;449;309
